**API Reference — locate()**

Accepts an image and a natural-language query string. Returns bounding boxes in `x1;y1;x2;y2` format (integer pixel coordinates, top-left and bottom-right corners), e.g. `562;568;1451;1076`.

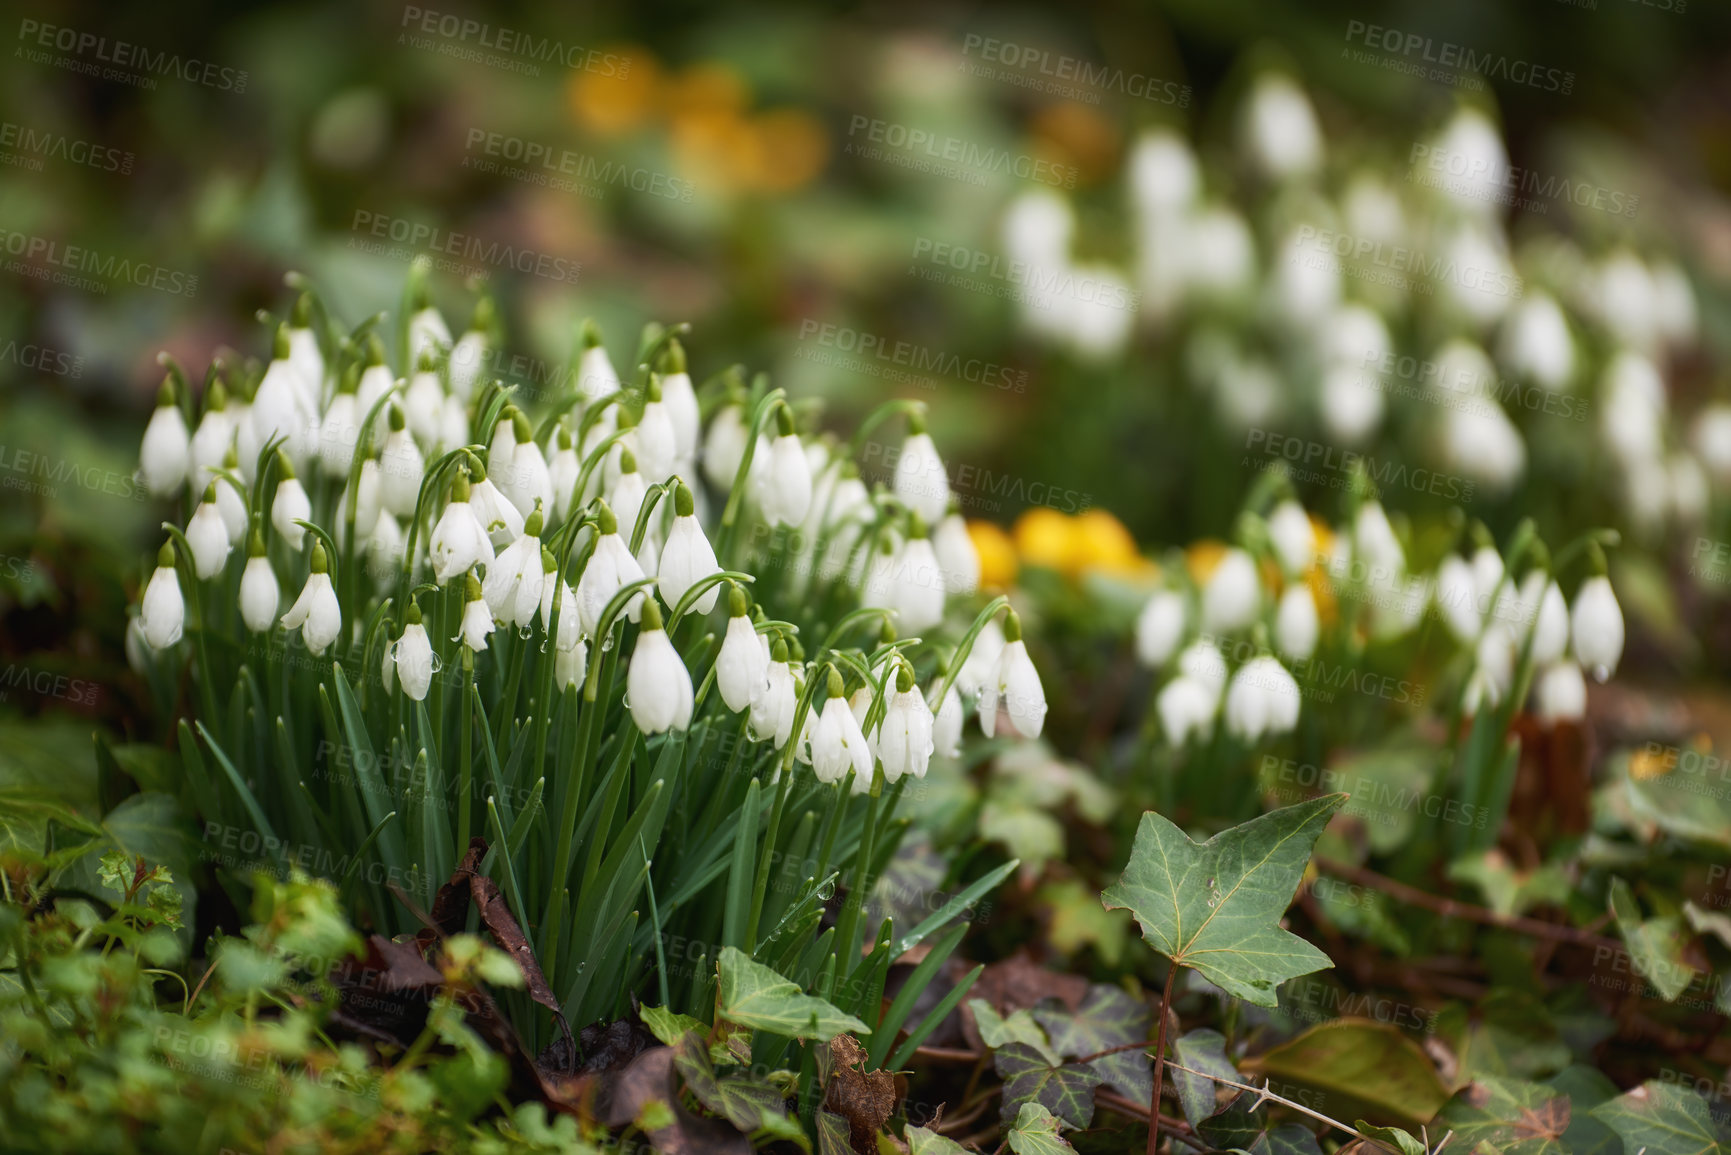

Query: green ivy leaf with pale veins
1101;796;1347;1007
716;947;869;1042
994;1042;1103;1129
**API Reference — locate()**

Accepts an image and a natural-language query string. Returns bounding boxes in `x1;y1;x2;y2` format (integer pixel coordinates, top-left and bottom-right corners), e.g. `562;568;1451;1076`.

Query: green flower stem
715;388;788;563
458;646;475;858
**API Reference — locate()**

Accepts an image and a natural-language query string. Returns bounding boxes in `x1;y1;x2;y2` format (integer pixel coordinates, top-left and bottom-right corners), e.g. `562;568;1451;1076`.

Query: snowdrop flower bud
239;532;279;633
1275;584;1319;661
759;409;812;527
891;521;945;634
1178;640;1229;708
1320;364;1385;444
1430;110;1509;214
1157;677;1216;747
930;678;963;759
716;586;770;713
213;456;248;542
575;320;620;405
549;426;581;522
251;325;313;465
506;409;554;517
895;415;951;524
356;336;394;439
140;542;185;649
1267;501;1315;577
933;511;979;596
336;459;383;549
659;339;701;464
537;552;580;651
459;572;493;653
369;514;405;582
1129;129;1200;220
448;298;494;401
1474;625;1516;707
270;455;311;551
636;375;681;484
186;484;232;580
1353;502;1405;583
392;601;436;701
576;503;646;636
403;353;445;448
607;447;650;541
878;664;935;782
189;379;235;493
468;462;524;548
285;293;324;400
140;378;191;497
1571;574;1624;681
1434;556;1482;643
1520;573;1569;666
484;503;547;629
749;639;799;749
811;667;875;791
282;543;342;655
628;600;693;734
1135;590;1187;668
407;292;451;367
1535;661;1587;723
1498;294;1574;391
555;637;588;691
658;482;721;616
979;612;1046;739
1692;405;1731;486
1201;548;1260;634
430;472;496;583
318;369;361;479
1670;453;1709;525
702;398;751;491
378;406;424;518
1651;261;1698;347
1242;74;1322;179
1225;656;1301;742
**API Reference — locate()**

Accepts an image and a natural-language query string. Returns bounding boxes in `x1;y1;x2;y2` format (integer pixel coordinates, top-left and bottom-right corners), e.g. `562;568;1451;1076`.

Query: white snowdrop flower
1669;453;1709;525
549;426;581;522
1201;548;1260;634
1225;656;1300;742
638;525;664;579
607;448;650;542
214;465;248;542
1650;261;1698;347
318;380;361;479
1135;590;1187;669
575;323;621;405
657;482;721;616
1352;502;1404;584
1431;339;1496;402
1443;400;1526;490
1275;584;1320;661
1441;224;1517;325
336;459;383;548
702;401;751;491
1571;575;1624;681
251;328;314;466
438;394;468;455
356;338;395;439
281;544;342;655
555;637;589;691
1596;251;1658;350
978;613;1046;740
392;604;436;702
749;642;799;749
458;573;493;653
496;409;554;519
403;357;445;448
890;531;945;635
930;679;963;759
895;420;951;525
716;587;770;713
1267;502;1316;577
1320;365;1385;445
238;533;279;633
627;600;693;734
1271;226;1341;327
758;411;812;527
407;299;451;368
1157;676;1217;747
1065;263;1137;361
1513;572;1568;666
1599;351;1666;469
430;473;495;583
1178;639;1229;707
271;461;311;552
1241;73;1322;179
576;503;646;636
956;617;1005;700
469;466;524;548
189;381;236;493
1474;625;1516;706
1129;129;1200;220
1426;110;1509;214
878;665;935;783
483;504;547;630
378;408;424;518
1535;661;1587;723
933;512;979;596
1434;555;1483;643
1692;405;1731;486
140;379;191;498
1002;188;1074;271
1342;174;1406;250
1469;546;1504;613
1498;294;1574;391
368;514;405;581
809;668;875;791
186;485;232;581
1182;207;1257;302
140;543;185;649
537;554;580;652
285;294;325;400
1323;304;1391;371
636;383;681;485
657;339;701;463
447;299;494;401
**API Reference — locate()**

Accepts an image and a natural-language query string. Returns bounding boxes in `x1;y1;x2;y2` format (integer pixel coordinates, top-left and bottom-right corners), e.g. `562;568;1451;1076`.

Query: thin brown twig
1147;964;1178;1155
1096;1090;1206;1151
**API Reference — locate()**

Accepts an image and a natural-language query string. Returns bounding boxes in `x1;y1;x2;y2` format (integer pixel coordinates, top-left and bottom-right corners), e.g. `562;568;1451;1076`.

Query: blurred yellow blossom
969;520;1019;589
567;46;662;136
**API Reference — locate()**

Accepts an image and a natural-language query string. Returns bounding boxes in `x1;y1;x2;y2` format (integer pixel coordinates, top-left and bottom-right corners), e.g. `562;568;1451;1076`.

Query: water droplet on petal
1591;664;1610;684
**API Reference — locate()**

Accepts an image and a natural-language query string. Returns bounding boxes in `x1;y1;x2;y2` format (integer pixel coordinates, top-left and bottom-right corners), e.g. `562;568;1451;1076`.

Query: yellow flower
1184;539;1229;585
1073;509;1149;577
1014;508;1075;573
969;520;1018;590
747;109;828;193
567;47;661;136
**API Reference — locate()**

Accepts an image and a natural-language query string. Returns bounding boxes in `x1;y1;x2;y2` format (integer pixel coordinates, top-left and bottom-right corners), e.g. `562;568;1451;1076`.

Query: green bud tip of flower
616;407;637;430
365;334;387;367
471;297;496;330
557;425;574;450
467;457;487;483
597;502;618;536
310;543;329;575
643;374;661;405
789;636;805;663
1468;521;1495;553
907;511;927;540
275;450;296;480
640;598;664;632
907;408;927;436
878;620;897;645
416;350;438;374
839;459;860;480
674;480;695;517
896;663;916;693
157;542;177;569
291;292;314;328
579;318;603;350
1004;610;1023;643
826;665;845;700
247;530;266;558
771;638;789;663
512;409;532;444
408;280;432;312
728;582;748;618
450;473;472;503
465;571;484;601
662;339;686;375
156;378;176;408
388;404;406;432
222;443;240;467
405;600;423;626
619;446;638;474
207;379;229;410
541;546;558;574
524;502;544;537
272;324;291;361
201;482;218;505
776;406;796;438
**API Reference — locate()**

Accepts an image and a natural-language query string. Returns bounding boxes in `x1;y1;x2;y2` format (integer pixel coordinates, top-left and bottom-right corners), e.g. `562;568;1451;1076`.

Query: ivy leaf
1609;877;1698;1002
1033;984;1151;1102
641;1004;707;1048
1252;1124;1326;1155
994;1042;1103;1129
672;1032;797;1139
815;1108;853;1155
1101;796;1347;1006
970;998;1060;1064
1006;1102;1076;1155
716;947;869;1041
1197;1092;1268;1151
1241;1020;1449;1130
1354;1122;1428;1155
1434;1077;1573;1155
1592;1080;1731;1155
906;1125;971;1154
1172;1029;1239;1128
